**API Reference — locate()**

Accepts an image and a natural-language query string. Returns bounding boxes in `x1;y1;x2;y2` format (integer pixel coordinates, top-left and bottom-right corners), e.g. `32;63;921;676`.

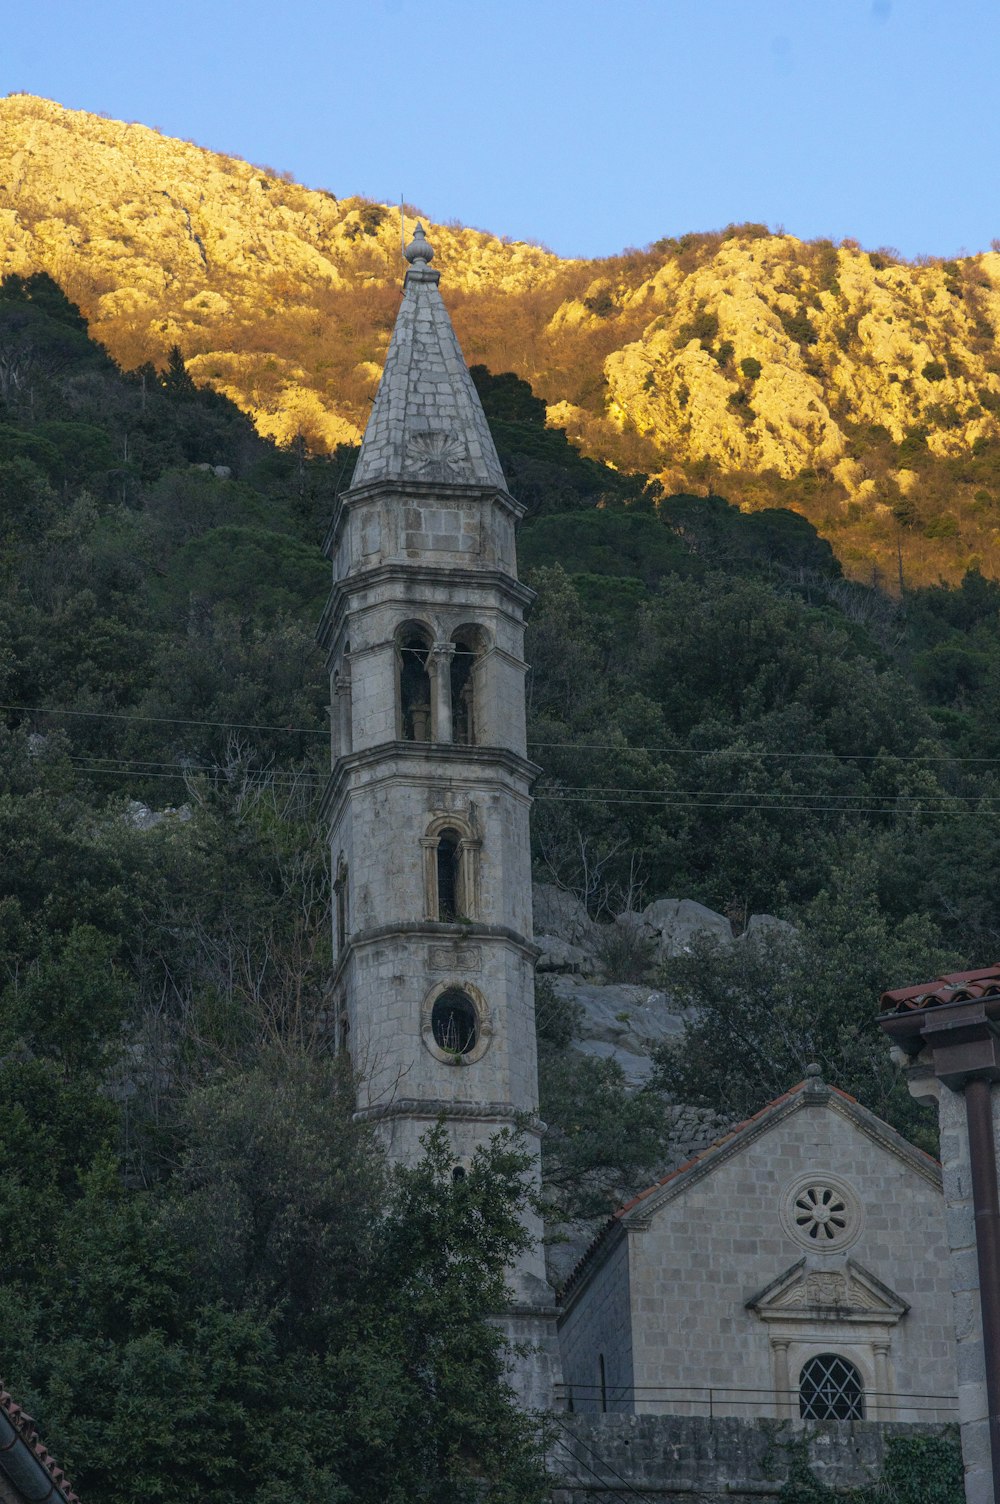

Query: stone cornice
316;561;535;653
322;740;541;820
324;478;526;557
353;1097;545;1134
332;918;539;985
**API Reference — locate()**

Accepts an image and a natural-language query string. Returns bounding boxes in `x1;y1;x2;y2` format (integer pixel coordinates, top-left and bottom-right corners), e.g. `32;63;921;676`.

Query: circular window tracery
781;1173;862;1251
793;1185;850;1243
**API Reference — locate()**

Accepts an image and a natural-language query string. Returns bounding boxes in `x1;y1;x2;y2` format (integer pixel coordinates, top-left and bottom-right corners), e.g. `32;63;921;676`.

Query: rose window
793;1184;850;1242
781;1174;861;1250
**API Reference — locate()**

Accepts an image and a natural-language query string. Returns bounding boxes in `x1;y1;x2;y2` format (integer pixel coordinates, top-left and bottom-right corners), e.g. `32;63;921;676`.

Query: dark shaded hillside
0;278;994;1498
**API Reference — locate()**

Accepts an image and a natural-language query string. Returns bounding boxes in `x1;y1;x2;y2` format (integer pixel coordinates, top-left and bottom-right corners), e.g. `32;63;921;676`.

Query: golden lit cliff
5;94;1000;580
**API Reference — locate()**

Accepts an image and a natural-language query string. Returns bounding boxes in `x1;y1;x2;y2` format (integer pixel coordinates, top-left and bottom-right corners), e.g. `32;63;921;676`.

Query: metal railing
555;1382;958;1422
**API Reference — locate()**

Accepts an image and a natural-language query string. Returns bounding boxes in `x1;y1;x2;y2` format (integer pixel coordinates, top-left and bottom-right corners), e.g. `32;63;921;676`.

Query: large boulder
740;912;798;945
532;883;598;950
535;936;593;974
639;897;733;959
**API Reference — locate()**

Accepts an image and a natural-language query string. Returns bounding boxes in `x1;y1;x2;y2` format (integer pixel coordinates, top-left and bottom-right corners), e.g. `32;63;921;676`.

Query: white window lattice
799;1354;865;1420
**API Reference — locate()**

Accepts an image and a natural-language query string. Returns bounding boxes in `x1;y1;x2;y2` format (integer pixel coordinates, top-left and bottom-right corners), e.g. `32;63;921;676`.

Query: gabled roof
350;225;507;492
880;965;1000;1015
559;1069;940;1306
0;1383;79;1503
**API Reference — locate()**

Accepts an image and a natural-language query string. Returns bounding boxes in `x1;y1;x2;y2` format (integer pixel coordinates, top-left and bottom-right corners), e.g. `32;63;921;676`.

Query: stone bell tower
318;224;559;1406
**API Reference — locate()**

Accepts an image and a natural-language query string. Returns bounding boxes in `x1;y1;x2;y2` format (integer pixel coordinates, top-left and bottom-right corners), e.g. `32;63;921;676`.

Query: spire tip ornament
404;223;434;265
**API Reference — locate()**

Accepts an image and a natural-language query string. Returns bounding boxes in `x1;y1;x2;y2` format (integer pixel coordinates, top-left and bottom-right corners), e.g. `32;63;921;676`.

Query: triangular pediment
748;1258;909;1324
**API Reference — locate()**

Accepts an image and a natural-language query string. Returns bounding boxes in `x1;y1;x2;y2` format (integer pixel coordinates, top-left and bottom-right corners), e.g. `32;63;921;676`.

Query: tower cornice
333;918;540;986
316;562;536;655
321;739;541;822
324;476;527;558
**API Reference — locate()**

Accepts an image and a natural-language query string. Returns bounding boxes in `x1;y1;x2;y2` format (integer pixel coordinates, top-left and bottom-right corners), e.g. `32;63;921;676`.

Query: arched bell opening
450;626;486;746
396;624;432;742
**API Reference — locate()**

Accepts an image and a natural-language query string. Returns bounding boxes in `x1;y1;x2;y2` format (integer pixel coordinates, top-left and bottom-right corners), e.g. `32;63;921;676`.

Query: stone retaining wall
549;1414;957;1502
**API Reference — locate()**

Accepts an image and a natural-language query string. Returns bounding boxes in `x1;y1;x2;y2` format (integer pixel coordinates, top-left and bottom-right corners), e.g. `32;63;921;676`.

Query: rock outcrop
532;884;795;1085
6;95;1000;583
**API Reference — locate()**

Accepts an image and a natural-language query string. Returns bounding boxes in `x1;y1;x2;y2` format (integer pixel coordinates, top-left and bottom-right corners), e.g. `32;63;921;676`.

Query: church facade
318;224;559;1405
559;1069;957;1424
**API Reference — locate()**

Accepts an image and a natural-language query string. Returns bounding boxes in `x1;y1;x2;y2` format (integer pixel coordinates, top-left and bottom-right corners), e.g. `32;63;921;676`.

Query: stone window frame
769;1336;888;1421
421;812;481;922
420;979;492;1066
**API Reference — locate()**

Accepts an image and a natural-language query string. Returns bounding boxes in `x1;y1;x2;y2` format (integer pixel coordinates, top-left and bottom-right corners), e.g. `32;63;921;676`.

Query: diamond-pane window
799;1354;865;1420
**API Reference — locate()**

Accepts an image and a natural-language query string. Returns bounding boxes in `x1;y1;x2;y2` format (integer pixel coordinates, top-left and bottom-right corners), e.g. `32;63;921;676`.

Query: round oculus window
430;989;479;1056
780;1173;862;1251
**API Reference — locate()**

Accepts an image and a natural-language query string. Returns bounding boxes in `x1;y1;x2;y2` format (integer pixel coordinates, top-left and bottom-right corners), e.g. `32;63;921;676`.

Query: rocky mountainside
5;93;1000;579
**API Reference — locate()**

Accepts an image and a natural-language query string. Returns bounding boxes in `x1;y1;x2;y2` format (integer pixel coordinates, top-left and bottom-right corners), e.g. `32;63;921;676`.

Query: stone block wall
909;1071;999;1504
549;1415;958;1503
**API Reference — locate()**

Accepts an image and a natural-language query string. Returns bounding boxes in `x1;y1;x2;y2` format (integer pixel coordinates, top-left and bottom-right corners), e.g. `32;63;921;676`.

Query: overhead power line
5;702;1000;766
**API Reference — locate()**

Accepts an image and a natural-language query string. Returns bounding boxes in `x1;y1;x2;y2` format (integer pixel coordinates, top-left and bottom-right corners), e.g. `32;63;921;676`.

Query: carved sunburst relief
405;429;468;476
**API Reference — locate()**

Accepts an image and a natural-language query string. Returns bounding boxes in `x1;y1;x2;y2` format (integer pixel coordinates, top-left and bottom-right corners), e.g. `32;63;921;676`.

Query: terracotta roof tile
880;965;1000;1015
558;1073;936;1303
0;1385;80;1504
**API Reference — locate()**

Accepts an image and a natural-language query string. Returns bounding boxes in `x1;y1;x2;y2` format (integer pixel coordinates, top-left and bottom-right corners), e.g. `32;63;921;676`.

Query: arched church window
598;1353;608;1413
397;627;432;741
436;828;462;920
799;1354;865;1421
450;627;483;746
431;989;478;1055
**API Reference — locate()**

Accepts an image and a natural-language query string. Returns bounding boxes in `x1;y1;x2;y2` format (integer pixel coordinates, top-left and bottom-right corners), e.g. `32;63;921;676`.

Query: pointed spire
350;224;507;491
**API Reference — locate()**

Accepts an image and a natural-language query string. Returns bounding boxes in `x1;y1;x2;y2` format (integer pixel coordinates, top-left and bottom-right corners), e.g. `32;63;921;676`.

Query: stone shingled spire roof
351;224;507;491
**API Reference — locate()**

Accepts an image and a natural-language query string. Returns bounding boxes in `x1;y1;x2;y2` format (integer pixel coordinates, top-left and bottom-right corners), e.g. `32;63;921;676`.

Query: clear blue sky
4;0;999;261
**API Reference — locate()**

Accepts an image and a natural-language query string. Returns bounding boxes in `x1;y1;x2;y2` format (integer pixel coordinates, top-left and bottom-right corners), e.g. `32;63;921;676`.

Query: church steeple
319;225;560;1408
351;225;506;492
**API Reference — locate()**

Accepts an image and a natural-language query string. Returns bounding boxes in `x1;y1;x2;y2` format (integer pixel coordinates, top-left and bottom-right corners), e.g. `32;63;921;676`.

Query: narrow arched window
436;828;461;920
450;627;483;746
431;990;478;1055
598;1353;608;1413
334;858;348;951
398;629;432;742
799;1354;865;1420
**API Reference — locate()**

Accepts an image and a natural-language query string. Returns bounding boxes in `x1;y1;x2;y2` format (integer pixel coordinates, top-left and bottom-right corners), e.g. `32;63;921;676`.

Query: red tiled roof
559;1071;940;1303
614;1078;858;1217
880;965;1000;1015
0;1385;80;1504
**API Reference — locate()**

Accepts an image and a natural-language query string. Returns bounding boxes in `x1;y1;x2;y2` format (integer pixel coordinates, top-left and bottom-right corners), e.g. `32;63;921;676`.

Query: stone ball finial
805;1062;823;1080
404;223;434;265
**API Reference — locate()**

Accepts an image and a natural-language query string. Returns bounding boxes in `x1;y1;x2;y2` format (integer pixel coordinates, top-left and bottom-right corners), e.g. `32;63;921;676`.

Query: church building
318;223;559;1405
559;1067;957;1423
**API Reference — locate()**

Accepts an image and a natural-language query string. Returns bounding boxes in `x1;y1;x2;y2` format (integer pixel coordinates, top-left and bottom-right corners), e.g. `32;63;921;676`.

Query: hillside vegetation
0;185;996;1500
6;94;1000;582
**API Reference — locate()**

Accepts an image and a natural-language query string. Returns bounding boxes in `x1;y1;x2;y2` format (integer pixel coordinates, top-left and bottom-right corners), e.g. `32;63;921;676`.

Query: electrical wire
5;702;1000;766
